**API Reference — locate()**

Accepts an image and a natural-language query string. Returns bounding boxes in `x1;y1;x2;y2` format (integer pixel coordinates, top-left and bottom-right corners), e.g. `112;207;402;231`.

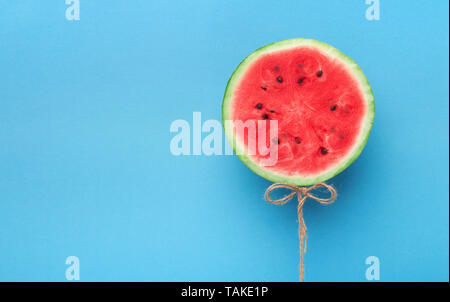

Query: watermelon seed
317;70;323;77
274;66;280;72
273;138;280;144
256;103;263;109
270;110;275;113
320;147;328;155
261;86;267;91
295;137;302;144
330;105;337;111
297;77;305;85
262;114;269;119
276;76;283;83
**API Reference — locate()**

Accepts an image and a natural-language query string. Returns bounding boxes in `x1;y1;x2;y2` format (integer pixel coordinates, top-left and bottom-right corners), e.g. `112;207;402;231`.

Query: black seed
276;77;283;83
270;110;275;113
256;103;263;109
261;86;267;91
320;147;328;155
297;77;305;85
274;66;280;72
295;137;302;144
262;114;269;119
317;70;323;77
330;105;337;111
273;138;280;144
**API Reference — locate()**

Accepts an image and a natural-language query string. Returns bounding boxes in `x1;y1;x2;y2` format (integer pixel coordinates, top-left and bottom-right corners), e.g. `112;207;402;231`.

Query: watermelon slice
222;39;374;185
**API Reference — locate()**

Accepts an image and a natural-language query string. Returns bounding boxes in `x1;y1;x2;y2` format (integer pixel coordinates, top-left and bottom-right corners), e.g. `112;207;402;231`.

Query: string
264;183;337;282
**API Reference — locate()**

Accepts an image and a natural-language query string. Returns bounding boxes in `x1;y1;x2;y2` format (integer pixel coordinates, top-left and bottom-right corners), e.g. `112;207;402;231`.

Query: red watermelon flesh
223;39;374;185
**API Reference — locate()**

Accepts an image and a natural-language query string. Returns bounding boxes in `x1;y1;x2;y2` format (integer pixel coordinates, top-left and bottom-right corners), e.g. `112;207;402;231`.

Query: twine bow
264;183;337;282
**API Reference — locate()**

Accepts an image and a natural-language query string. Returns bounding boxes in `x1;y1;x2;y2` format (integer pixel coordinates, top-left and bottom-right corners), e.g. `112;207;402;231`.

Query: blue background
0;1;448;282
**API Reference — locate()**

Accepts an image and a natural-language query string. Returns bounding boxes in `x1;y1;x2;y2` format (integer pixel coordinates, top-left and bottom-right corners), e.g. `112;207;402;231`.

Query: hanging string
264;183;337;282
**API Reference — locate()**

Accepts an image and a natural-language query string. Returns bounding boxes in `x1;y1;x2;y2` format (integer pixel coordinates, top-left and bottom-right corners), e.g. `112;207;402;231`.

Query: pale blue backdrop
0;0;448;281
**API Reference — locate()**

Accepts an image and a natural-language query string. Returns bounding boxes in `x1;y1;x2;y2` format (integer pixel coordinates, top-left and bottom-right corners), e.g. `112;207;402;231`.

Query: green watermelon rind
222;38;375;186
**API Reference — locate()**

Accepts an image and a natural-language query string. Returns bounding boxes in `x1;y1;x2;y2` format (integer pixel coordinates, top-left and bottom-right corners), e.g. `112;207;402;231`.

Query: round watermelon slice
222;39;374;186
